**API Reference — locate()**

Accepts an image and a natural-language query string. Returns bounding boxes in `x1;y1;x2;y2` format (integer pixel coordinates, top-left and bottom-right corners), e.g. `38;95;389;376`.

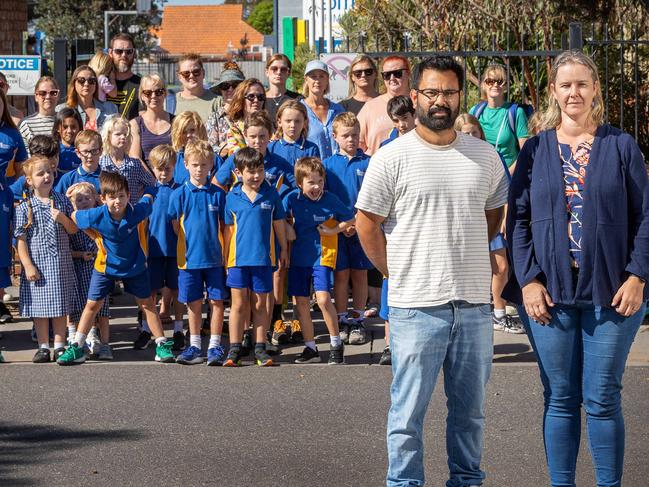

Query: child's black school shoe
32;348;51;363
295;346;321;364
328;344;345;365
172;331;185;351
241;331;252;356
133;330;152;350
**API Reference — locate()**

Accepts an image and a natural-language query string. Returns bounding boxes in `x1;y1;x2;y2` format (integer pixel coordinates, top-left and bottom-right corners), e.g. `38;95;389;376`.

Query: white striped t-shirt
355;129;508;308
18;114;56;155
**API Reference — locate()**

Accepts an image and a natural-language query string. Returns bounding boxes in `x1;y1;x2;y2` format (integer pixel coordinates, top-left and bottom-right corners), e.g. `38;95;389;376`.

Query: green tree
247;0;273;35
35;0;163;54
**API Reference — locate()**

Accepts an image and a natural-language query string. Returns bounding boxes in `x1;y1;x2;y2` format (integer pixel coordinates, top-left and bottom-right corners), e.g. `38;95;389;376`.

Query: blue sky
164;0;224;6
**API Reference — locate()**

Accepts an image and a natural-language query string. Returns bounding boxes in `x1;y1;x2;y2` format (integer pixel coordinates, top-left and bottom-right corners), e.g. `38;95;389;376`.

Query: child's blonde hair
66;182;100;207
332;111;359;134
453;113;485;140
101;117;133;156
184;139;214;166
75;129;102;150
274;100;309;141
21;156;53;230
149;144;177;170
171;111;207;151
88;51;115;77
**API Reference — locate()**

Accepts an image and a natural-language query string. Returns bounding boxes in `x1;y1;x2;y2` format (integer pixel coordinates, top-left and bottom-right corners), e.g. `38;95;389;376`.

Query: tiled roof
158;5;264;56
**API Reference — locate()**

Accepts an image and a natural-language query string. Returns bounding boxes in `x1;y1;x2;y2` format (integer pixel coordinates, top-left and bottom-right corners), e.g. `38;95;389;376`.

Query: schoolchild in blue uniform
268;100;320;166
52;107;82;176
322;112;372;345
283;157;355;364
222;148;288;367
0;91;28;185
55;130;102;195
0;181;14;353
142;144;185;351
170;111;222;184
11;135;60;201
378;95;416;149
169;140;228;367
14;156;78;364
57;171;175;365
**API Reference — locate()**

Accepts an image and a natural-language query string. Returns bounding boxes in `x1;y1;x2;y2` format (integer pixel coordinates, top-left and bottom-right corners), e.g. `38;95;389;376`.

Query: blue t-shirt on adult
301;98;345;159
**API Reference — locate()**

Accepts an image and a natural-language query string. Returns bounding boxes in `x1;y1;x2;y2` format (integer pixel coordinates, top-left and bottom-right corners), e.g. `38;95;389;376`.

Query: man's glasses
178;68;203;80
416;89;461;100
219;82;240;91
75;77;97;86
142;88;166;98
244;93;266;102
381;69;407;81
352;68;375;78
78;148;101;157
269;66;289;74
484;78;505;87
36;90;60;98
113;48;134;56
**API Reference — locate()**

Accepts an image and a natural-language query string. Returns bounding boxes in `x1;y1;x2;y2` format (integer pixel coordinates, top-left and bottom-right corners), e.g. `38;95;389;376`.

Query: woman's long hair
66;65;99;108
227;78;266;122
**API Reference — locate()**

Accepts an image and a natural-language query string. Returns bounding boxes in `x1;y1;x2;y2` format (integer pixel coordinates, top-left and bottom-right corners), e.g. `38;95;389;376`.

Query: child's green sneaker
56;344;86;365
154;339;175;363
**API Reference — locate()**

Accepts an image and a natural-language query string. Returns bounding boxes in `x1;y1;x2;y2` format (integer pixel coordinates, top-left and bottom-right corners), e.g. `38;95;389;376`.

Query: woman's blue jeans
519;303;644;487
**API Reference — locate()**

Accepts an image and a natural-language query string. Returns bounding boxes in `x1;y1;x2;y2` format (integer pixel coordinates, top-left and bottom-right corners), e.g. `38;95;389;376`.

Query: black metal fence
335;22;649;151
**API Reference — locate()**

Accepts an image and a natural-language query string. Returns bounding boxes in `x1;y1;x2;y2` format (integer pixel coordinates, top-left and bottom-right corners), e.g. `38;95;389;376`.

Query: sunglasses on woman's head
381;69;406;81
219;82;240;91
142;88;166;98
484;78;505;87
76;77;97;86
178;68;202;80
244;93;266;102
352;68;375;78
36;90;60;98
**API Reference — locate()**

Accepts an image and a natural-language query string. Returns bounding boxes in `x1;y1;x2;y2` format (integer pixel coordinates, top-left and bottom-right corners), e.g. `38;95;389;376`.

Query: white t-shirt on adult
355;129;508;308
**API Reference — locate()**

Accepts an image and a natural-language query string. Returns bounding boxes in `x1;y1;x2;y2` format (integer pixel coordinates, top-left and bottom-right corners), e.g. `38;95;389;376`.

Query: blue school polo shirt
282;189;354;268
147;181;180;258
59;143;81;174
55;164;102;194
216;150;296;196
0;122;28;184
267;137;320;166
224;181;286;267
0;183;13;268
173;149;222;185
9;176;27;201
74;196;152;278
322;149;370;208
379;128;399;148
168;180;226;269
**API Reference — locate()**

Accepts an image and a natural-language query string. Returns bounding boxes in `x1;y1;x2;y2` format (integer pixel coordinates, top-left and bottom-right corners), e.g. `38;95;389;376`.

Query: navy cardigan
503;124;649;306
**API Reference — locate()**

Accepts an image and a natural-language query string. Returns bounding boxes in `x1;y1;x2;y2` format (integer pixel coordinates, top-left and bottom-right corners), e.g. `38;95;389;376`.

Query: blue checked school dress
69;230;110;322
99;155;156;205
14;191;78;318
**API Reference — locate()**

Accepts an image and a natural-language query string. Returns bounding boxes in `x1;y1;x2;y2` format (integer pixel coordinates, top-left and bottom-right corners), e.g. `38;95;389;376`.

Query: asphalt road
1;364;648;487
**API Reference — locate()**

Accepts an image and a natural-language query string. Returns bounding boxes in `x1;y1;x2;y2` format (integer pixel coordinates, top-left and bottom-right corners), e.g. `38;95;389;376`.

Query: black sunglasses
244;93;266;102
352;68;375;78
113;48;134;56
178;68;203;80
219;82;240;91
142;88;166;98
381;69;406;81
75;76;97;86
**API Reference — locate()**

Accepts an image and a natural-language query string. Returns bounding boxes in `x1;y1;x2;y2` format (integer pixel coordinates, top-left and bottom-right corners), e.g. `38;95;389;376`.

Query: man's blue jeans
519;303;644;487
386;302;493;487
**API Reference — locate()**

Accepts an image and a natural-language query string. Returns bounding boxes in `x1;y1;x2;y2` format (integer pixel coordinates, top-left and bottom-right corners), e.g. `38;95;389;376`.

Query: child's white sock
208;335;221;348
494;308;506;319
67;325;76;340
75;332;87;347
141;320;151;333
190;334;201;349
330;335;342;347
173;320;184;333
38;342;49;350
154;336;167;345
305;340;317;351
54;341;65;350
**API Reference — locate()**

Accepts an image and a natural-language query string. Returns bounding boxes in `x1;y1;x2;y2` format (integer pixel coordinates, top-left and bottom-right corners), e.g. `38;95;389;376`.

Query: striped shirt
18;114;55;154
355;130;508;308
99;155;156;205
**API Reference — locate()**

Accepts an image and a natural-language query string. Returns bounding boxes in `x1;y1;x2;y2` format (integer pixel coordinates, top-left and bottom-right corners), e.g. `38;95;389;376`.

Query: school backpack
470;101;534;148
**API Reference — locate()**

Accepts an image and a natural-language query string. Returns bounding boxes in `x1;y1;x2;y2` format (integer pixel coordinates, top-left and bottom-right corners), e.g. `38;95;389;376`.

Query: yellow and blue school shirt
74;196;152;278
282;189;354;268
146;181;180;259
173;149;223;185
59;143;81;174
322;149;370;208
224;181;286;268
0;183;13;269
216;149;296;197
0;121;28;185
267;137;320;166
55;165;102;194
168;181;226;269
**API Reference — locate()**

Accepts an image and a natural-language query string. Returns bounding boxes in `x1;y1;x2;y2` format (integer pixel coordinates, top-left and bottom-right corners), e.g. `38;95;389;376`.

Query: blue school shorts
0;267;10;289
336;234;373;271
178;267;228;303
148;257;179;291
88;269;151;301
288;265;333;297
489;232;507;252
226;266;273;294
379;278;390;321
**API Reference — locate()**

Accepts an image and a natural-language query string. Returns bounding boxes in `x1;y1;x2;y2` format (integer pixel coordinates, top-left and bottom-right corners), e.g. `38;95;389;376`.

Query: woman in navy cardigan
504;50;649;487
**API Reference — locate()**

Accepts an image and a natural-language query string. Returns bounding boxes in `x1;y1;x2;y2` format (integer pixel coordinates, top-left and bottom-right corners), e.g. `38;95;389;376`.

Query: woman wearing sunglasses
210;62;245;157
341;55;379;115
223;78;266;155
264;54;301;125
129;74;174;163
56;65;118;133
18;76;60;152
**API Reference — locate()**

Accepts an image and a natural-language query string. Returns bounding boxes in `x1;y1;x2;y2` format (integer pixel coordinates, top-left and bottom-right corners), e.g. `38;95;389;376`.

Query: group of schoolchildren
0;92;421;367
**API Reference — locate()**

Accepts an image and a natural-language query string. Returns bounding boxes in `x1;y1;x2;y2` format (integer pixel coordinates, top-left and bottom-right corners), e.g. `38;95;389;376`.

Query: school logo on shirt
355;169;365;177
266;173;277;183
208;204;219;212
261;202;272;210
313;215;327;222
127;227;134;234
2;204;9;212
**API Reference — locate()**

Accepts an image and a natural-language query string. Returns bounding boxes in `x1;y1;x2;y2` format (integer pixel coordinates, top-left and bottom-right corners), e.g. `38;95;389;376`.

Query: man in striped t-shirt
356;57;508;487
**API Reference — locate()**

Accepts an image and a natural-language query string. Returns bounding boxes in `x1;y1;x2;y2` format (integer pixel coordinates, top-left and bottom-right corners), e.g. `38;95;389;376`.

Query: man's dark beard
416;104;457;131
